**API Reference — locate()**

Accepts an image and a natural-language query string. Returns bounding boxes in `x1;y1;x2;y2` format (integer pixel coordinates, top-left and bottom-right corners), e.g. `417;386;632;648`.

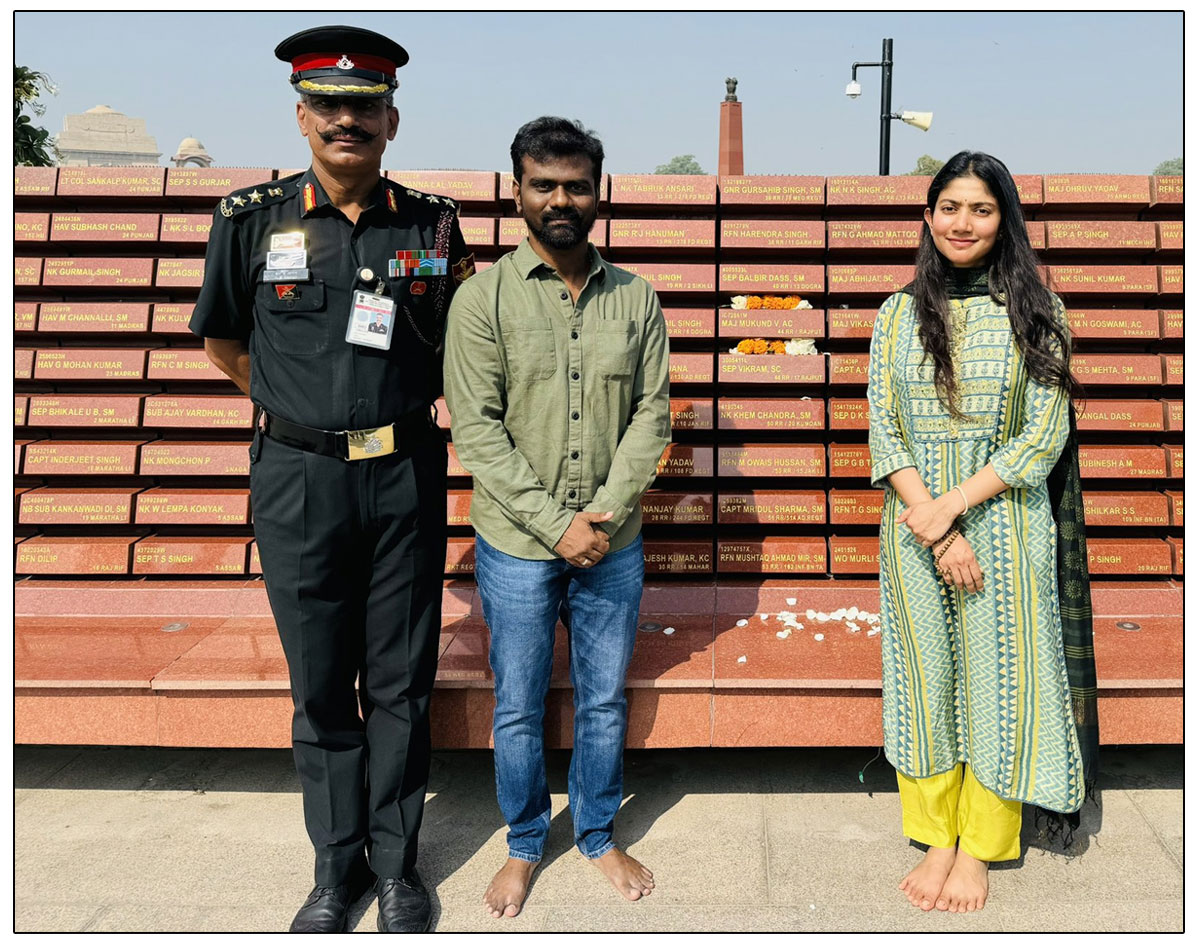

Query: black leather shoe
289;867;374;932
376;872;432;933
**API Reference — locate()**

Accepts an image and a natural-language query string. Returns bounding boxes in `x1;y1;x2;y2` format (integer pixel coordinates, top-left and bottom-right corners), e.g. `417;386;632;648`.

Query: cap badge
336;55;355;70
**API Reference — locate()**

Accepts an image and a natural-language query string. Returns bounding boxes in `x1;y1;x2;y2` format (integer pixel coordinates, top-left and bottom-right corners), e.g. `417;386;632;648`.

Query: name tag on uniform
345;290;396;350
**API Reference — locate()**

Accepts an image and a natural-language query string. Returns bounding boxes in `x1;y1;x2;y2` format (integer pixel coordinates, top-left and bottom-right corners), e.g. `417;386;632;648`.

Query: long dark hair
910;150;1081;416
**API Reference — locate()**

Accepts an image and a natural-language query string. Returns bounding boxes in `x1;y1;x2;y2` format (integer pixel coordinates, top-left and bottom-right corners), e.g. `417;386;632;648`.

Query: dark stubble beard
527;208;595;249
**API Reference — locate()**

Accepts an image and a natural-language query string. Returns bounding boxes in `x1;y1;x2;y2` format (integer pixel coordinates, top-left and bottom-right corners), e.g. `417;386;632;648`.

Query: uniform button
568;489;576;498
357;399;367;407
571;331;578;340
571;450;579;459
560;291;569;300
571;411;580;420
571;371;580;380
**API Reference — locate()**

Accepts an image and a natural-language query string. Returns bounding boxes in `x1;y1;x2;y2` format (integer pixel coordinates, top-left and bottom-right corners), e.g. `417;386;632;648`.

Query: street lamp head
899;110;933;132
845;80;862;99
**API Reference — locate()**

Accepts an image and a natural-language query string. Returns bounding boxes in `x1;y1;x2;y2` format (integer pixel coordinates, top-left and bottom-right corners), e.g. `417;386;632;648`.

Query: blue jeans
474;533;644;862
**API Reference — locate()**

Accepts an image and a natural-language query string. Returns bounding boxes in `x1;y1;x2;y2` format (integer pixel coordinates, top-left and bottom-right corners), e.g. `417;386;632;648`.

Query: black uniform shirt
190;168;472;431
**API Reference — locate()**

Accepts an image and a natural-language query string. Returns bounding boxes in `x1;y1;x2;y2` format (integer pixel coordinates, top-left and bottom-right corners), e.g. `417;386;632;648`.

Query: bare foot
936;848;989;913
590;847;655;901
898;846;956;911
483;857;538;918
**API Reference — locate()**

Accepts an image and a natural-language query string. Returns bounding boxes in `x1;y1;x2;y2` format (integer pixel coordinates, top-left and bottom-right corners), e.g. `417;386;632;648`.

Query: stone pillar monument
718;78;744;177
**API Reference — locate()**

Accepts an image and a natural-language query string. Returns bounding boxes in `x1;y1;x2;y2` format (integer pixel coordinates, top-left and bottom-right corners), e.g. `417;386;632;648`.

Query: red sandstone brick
829;535;880;573
826;220;922;250
446;444;468;477
34;348;147;381
41;257;153;288
1087;538;1171;575
1045;220;1156;250
662;308;716;338
1074;400;1164;432
15;349;34;380
829;489;883;524
445;537;475;574
446;489;472;527
718;176;824;206
14;166;56;196
1165;444;1182;478
1164;400;1182;432
620;263;714;293
643;541;714;574
1066;309;1160;340
159;214;213;242
718;537;826;573
386;170;498;203
1161;310;1182;338
1162;355;1182;385
15;303;37;333
721;219;824;250
1043;174;1151;207
22;440;145;476
14;396;28;426
825;176;927;206
17;536;134;575
27;395;142;428
19;487;140;525
828;352;869;385
155;258;206;287
719;264;824;295
56;166;164;197
1013;175;1044;205
609;175;716;206
132;537;251;575
455;217;495;248
50;213;159;242
656;444;714;478
608;219;715;249
827;265;915;295
1077;445;1167;479
826;308;876;339
670;398;715;431
718;353;823;384
1156;220;1183;251
829;443;871;478
641;490;715;525
146;349;228;381
1168;536;1183;575
1072;354;1162;386
138;441;251;477
1082;491;1169;528
134;488;251;525
718;443;825;478
719;307;824;338
1166;490;1183;526
1158;265;1182;294
717;398;824;431
164;168;271;197
15;212;49;241
668;352;714;384
249;542;261;575
434;398;450;429
15;258;42;286
151;303;196;334
142;396;253;429
828;398;869;430
1047;266;1159;294
36;302;151;333
1150;176;1183;206
717;490;825;524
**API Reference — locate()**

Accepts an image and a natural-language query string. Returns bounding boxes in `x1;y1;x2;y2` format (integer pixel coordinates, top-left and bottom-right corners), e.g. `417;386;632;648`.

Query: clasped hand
933;532;983;594
554;511;613;568
897;494;961;547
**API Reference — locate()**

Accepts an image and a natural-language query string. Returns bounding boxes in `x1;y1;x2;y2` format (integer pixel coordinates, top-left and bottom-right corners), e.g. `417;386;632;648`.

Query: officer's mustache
318;126;376;143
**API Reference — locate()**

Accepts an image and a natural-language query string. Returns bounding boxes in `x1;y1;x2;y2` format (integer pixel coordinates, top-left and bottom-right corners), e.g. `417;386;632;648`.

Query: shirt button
571;411;579;420
568;489;576;498
357;399;367;407
571;331;578;340
572;371;580;380
560;291;569;300
571;450;579;459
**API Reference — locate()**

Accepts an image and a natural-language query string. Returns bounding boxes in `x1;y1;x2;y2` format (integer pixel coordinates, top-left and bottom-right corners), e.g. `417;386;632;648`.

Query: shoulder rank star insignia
426;194;440;204
268;187;283;197
386;189;399;213
230;195;246;207
406;189;422;199
219;197;233;218
248;190;263;204
442;197;456;207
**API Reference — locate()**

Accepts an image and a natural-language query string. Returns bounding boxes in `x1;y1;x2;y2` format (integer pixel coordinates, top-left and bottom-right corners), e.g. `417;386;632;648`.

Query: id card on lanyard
345;290;396;350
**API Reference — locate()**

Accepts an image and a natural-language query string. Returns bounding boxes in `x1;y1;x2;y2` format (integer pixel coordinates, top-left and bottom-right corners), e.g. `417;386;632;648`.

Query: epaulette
217;179;291;219
388;180;459;215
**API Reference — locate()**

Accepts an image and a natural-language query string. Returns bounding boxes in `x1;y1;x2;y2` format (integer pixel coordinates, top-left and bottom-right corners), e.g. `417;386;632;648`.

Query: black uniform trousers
249;423;447;885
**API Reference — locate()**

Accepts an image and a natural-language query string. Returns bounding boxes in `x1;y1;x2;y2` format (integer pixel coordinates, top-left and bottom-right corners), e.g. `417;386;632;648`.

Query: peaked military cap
275;25;408;97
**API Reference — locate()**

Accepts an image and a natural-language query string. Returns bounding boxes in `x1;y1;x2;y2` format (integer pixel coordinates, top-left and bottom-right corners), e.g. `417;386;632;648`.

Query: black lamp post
845;38;931;175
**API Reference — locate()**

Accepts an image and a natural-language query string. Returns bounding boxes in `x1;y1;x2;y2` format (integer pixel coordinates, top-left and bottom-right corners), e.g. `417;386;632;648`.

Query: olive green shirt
444;239;671;560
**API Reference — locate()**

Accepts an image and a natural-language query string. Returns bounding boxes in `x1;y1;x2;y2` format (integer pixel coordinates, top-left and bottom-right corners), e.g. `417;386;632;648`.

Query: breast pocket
391;275;448;348
502;317;557;381
597;320;639;378
255;280;329;356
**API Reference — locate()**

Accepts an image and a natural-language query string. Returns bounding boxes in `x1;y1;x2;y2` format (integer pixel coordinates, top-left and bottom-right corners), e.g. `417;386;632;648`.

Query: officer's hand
554;512;614;567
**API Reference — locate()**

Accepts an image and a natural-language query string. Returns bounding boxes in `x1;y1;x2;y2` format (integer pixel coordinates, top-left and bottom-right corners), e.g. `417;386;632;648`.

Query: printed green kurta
867;288;1084;814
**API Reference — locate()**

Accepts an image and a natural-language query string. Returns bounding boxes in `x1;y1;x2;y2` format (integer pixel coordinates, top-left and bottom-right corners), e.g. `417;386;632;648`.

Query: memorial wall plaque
1012;175;1044;205
656;444;714;478
720;219;824;250
446;489;472;527
609;175;716;206
829;443;871;478
139;441;251;476
164;167;271;196
826;308;876;339
156;258;206;287
1165;400;1183;432
825;176;928;206
640;490;714;525
1166;444;1183;478
1159;265;1183;294
718;444;825;478
134;488;251;525
41;256;154;287
1163;354;1183;385
1168;535;1183;575
1074;399;1164;432
718;307;824;338
828;353;869;385
456;217;496;247
50;213;159;242
643;541;713;574
1065;309;1159;340
19;487;140;525
1150;176;1183;206
15;440;33;474
663;308;716;338
147;349;228;381
434;398;450;429
56;166;164;197
620;263;714;293
15;213;49;241
22;440;144;476
15;303;37;333
826;220;922;250
717;353;823;385
16;536;134;575
34;348;146;380
827;265;915;295
1166;490;1183;526
386;170;498;203
1026;221;1046;250
37;302;151;333
445;537;476;574
1082;491;1169;527
829;489;884;524
1087;539;1171;575
830;536;880;573
1071;354;1161;386
446;444;468;477
15;258;42;286
1157;220;1183;251
1043;174;1151;206
151;303;196;334
718;264;824;295
717;537;826;573
142;395;254;428
249;541;261;575
829;398;869;430
14;396;28;425
14;166;56;196
1161;310;1182;338
159;214;213;242
1077;445;1166;479
718;176;824;206
15;349;34;380
668;353;714;384
718;398;823;431
670;398;715;431
608;219;715;249
1045;220;1156;250
1046;266;1158;294
27;395;142;427
132;537;250;575
717;490;825;524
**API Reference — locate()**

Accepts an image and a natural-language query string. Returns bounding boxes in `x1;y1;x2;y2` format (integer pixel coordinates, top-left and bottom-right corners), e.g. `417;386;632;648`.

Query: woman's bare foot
483;857;538;918
590;847;655;901
898;846;956;911
936;848;989;912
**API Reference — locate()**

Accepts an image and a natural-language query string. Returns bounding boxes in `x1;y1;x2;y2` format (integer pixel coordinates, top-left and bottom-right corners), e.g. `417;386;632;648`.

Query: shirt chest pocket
389;276;447;348
596;320;639;378
255;280;330;356
503;317;557;381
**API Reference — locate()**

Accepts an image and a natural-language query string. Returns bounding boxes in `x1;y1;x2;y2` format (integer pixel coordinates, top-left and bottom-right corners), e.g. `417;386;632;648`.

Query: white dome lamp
844;38;933;173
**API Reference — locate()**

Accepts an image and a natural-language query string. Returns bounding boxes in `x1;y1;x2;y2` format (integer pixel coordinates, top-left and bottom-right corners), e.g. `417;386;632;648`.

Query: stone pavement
14;745;1181;932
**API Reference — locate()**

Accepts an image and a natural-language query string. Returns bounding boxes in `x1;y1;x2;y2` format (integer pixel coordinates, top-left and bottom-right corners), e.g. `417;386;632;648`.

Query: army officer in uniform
191;25;474;933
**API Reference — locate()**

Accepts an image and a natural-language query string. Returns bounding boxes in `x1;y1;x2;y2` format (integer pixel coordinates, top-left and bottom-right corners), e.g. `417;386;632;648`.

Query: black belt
260;406;435;461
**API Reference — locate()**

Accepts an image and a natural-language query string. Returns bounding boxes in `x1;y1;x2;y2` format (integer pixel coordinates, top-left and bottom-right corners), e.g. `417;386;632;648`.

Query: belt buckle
345;425;395;461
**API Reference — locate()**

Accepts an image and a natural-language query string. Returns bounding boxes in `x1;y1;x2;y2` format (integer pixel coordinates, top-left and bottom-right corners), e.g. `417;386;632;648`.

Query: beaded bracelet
933;527;961;563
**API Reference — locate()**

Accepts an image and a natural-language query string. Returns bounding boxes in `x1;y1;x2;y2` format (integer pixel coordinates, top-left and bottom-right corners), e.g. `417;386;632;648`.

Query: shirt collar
513;237;607;283
298;166;389;218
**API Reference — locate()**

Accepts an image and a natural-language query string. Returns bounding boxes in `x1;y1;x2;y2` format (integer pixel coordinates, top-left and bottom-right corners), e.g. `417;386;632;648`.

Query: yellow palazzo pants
897;764;1023;862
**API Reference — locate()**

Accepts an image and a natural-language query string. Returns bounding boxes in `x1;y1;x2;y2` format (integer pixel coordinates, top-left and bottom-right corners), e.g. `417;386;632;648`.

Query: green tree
905;154;945;176
1153;157;1182;176
15;65;59;166
654;154;705;174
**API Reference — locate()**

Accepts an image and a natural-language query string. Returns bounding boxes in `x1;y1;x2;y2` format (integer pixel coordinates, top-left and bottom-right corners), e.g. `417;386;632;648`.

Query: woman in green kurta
867;151;1085;914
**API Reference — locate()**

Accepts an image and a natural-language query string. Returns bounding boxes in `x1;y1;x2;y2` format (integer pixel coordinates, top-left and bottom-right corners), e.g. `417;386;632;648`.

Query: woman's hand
897;493;962;547
934;533;984;594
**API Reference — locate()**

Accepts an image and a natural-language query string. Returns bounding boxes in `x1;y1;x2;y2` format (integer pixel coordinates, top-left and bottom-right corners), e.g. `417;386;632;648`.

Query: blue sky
15;11;1182;176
